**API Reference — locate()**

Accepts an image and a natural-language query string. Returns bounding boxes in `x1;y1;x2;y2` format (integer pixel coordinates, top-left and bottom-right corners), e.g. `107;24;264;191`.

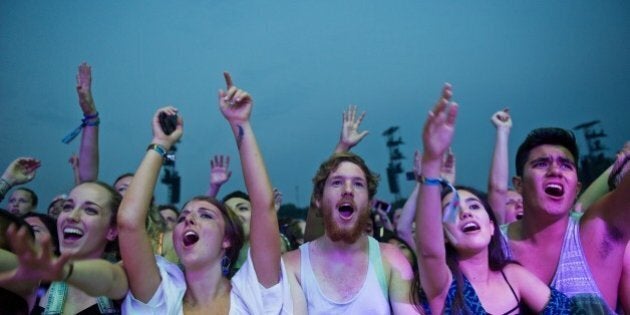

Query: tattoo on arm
237;125;244;149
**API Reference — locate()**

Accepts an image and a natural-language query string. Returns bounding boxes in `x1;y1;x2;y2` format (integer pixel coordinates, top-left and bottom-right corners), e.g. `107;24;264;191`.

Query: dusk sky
2;1;628;211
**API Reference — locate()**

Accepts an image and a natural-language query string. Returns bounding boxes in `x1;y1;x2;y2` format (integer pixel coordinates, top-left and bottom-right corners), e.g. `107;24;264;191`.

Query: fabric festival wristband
61;112;100;144
418;175;443;186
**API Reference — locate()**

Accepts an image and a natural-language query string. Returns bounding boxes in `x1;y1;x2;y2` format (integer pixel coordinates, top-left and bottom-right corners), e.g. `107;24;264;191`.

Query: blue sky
1;1;628;210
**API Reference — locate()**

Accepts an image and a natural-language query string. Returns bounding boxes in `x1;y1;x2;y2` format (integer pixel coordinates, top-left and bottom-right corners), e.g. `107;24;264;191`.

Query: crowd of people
0;63;628;314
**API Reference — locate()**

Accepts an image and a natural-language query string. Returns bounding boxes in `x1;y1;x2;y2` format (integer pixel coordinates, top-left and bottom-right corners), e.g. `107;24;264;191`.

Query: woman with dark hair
0;181;128;314
22;212;60;256
119;73;290;313
415;84;572;314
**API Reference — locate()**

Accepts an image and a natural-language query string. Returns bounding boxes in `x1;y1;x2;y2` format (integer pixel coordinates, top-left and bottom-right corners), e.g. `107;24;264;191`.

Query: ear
576;181;582;196
314;198;321;210
489;220;495;236
512;176;523;194
222;236;232;250
106;226;118;241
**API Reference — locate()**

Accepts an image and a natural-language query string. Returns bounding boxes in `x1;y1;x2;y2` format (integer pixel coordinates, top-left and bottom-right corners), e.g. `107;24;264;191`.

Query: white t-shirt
122;251;292;314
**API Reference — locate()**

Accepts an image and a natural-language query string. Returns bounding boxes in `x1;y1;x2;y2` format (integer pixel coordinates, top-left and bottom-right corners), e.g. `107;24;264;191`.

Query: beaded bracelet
62;112;100;144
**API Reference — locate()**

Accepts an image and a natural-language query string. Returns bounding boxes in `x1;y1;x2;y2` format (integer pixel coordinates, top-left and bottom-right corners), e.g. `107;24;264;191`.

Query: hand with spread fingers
335;104;368;153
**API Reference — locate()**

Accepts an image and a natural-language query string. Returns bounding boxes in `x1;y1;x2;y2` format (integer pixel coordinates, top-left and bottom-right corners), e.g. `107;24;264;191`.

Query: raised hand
4;224;71;283
1;157;41;186
69;153;79;170
422;83;458;160
210;155;232;187
491;108;512;130
76;62;97;115
218;72;253;124
336;105;368;152
151;106;183;151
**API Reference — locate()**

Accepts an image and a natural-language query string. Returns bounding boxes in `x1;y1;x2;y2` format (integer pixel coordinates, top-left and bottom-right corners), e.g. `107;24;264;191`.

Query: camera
159;112;178;135
372;199;391;214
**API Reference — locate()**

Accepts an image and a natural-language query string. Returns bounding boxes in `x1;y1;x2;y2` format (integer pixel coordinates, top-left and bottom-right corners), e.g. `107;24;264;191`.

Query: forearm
230;121;280;287
396;183;419;252
487;128;509;223
78;125;99;182
68;260;128;299
577;165;611;211
0;249;18;272
206;184;221;198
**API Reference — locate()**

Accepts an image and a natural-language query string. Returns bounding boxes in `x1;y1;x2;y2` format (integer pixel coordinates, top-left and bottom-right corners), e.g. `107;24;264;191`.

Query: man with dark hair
504;127;629;313
282;152;418;314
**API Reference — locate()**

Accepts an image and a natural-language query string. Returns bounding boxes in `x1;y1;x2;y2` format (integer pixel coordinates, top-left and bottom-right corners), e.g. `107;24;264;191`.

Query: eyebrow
83;201;104;209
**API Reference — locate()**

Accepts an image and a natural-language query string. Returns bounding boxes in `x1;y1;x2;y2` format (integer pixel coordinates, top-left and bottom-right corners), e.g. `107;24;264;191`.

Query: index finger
223;72;234;89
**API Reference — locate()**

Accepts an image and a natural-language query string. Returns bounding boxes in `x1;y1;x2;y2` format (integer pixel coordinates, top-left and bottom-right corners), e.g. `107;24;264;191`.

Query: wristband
62;262;74;282
147;143;168;159
61;112;100;144
0;178;11;198
417;175;443;186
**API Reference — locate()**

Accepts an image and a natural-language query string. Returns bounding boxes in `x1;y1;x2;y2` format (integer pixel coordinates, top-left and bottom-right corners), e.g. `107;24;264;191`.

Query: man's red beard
321;205;369;244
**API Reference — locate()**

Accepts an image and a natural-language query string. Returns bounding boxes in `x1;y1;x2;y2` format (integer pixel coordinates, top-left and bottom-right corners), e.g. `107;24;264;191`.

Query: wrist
62;262;74;282
147;143;169;160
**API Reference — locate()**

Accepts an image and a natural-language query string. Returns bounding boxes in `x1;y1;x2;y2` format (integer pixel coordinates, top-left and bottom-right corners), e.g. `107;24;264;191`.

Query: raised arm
487;109;512;225
334;104;368;153
219;72;279;287
584;142;630;240
117;106;183;302
76;62;100;182
206;155;232;198
415;83;458;300
0;157;40;203
69;153;81;186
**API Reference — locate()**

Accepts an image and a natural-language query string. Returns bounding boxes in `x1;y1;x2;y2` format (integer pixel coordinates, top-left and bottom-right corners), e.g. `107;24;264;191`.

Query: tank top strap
367;236;388;300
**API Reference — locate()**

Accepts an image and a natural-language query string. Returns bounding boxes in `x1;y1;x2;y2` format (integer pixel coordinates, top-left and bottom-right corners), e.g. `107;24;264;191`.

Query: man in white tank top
282;152;419;314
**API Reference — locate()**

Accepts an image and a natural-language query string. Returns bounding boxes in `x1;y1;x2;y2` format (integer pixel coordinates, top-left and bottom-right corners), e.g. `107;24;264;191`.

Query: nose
546;161;563;176
342;180;354;196
458;205;472;219
185;213;196;225
66;207;81;222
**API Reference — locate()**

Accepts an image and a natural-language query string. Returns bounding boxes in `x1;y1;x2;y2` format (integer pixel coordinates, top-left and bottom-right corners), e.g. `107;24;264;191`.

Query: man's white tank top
299;236;391;315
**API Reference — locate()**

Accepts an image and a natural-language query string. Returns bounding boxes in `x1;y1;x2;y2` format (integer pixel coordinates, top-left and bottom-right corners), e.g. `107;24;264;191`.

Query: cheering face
24;216;54;247
318;161;370;244
504;190;523;223
442;190;494;253
516;145;581;218
160;208;178;231
114;175;133;196
224;197;251;237
8;190;36;216
174;200;230;270
57;183;117;259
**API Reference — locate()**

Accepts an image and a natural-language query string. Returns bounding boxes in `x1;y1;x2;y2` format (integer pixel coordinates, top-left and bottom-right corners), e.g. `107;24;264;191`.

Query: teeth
63;227;83;235
546;183;562;189
463;222;478;229
185;231;197;237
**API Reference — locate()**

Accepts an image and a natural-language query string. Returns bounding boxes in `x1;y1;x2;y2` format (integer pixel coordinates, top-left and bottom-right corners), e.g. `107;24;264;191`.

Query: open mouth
337;203;355;219
544;183;564;197
63;227;84;241
183;231;199;247
516;212;524;220
461;222;480;233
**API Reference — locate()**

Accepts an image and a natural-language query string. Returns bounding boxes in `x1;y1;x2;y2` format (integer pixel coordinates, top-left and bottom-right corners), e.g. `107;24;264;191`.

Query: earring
221;256;231;276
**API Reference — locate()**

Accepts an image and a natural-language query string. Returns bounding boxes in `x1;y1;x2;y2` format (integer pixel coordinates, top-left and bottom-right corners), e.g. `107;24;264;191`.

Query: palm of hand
210;169;230;185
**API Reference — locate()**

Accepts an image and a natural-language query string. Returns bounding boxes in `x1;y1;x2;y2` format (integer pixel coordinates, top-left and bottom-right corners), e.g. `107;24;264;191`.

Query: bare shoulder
379;242;413;276
282;248;302;276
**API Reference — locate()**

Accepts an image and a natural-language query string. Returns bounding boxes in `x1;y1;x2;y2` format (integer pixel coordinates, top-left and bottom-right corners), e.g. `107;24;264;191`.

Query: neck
183;261;230;307
518;205;569;243
457;248;491;282
318;233;368;255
